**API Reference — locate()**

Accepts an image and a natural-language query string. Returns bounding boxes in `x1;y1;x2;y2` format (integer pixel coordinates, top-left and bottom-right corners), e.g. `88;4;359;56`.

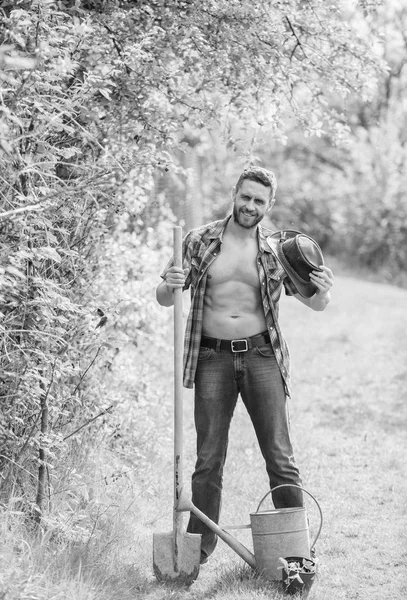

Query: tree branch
0;203;47;219
285;16;308;60
63;405;113;441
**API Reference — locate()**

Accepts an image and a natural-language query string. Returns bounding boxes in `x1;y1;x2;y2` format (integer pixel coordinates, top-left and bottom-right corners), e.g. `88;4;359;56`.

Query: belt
200;331;271;353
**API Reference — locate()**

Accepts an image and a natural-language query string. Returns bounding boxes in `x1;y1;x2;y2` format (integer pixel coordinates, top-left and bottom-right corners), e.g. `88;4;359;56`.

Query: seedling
278;556;317;595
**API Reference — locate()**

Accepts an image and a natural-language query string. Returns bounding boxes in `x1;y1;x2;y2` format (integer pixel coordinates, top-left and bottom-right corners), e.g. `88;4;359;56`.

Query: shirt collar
207;215;273;253
208;215;232;240
258;224;273;253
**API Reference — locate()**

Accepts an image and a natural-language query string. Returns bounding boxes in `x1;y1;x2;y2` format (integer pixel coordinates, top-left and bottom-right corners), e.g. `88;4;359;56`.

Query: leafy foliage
251;2;407;280
0;0;386;519
0;0;172;512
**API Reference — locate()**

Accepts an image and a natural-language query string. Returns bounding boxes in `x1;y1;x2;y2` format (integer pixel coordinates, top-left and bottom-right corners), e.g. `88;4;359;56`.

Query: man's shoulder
186;217;229;242
259;222;275;238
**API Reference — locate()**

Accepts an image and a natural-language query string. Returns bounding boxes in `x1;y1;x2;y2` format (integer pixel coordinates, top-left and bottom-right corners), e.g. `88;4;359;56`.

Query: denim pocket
255;344;274;358
198;346;214;361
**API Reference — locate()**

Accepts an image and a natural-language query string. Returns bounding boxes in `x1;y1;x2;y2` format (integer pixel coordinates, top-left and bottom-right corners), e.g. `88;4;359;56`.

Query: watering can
177;483;323;580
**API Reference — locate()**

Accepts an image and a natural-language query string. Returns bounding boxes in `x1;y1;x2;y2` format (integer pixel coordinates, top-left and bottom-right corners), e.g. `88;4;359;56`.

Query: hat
267;230;324;298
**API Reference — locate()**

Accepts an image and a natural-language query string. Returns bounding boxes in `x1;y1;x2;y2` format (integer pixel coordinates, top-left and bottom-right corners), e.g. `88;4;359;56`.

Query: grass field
136;273;407;600
1;272;407;599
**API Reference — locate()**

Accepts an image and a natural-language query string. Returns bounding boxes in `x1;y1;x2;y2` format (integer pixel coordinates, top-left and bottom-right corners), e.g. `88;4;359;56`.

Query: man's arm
156;267;188;307
293;265;334;312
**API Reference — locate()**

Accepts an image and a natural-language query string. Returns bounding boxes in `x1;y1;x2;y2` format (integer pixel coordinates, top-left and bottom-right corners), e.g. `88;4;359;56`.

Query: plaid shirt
160;216;298;395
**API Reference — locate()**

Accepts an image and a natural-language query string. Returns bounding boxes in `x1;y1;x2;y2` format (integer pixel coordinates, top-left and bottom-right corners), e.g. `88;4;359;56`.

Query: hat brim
267;230;322;298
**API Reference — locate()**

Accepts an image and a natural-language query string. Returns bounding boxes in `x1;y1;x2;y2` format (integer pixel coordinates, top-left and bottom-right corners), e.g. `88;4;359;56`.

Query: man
156;166;334;564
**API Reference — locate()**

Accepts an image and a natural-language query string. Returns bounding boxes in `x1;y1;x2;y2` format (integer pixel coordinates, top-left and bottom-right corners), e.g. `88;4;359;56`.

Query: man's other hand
309;265;334;297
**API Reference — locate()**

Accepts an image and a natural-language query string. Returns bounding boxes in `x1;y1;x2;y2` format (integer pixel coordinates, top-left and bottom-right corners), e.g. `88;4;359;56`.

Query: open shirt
160;216;298;395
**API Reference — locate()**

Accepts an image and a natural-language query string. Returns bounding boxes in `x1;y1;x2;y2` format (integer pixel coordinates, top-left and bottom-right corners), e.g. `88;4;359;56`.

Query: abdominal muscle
202;279;267;339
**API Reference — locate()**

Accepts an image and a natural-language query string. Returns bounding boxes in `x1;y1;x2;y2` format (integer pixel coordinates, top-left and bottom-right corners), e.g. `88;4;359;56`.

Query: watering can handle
255;484;323;551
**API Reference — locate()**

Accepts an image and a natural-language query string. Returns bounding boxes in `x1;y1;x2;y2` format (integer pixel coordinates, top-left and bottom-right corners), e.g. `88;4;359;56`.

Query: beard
233;205;264;229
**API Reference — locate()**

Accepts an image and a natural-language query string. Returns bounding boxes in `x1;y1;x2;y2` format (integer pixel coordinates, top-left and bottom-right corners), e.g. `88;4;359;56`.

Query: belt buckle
231;339;248;353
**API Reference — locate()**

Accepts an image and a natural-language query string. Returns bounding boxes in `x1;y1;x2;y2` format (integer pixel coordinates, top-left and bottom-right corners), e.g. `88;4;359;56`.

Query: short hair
235;166;277;202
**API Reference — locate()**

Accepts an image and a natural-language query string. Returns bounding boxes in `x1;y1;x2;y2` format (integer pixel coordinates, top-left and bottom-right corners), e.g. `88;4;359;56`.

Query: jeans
186;340;303;560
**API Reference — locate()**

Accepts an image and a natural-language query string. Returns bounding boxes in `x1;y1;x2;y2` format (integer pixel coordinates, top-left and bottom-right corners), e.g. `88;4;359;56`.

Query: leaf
57;147;82;159
36;247;61;263
1;54;37;70
278;556;289;571
5;266;26;279
99;89;112;101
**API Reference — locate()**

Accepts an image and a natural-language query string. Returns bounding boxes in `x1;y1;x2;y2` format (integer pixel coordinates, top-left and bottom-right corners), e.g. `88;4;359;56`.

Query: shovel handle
173;226;184;508
255;484;323;551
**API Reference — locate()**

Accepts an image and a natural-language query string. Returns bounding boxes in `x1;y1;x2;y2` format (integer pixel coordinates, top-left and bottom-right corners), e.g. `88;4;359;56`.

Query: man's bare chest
207;241;260;288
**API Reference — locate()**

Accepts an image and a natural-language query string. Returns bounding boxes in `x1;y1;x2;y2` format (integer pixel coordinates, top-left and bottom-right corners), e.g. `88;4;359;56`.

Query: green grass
1;272;406;599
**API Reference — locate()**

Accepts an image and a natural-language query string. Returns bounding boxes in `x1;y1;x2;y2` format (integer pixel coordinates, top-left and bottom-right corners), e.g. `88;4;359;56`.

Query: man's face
232;179;272;229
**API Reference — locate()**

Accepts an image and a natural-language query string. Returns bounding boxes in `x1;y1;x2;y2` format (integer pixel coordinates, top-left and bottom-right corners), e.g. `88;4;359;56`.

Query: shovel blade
153;531;201;585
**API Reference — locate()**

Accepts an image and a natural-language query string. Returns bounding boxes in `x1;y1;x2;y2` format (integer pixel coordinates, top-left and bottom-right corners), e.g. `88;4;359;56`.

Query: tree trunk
34;380;49;524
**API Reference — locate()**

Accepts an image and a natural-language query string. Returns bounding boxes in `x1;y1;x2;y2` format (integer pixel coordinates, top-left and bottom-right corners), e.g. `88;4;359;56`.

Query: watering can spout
177;487;256;569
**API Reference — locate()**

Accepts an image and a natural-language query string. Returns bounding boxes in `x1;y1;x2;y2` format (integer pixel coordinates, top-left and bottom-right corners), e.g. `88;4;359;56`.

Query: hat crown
286;235;323;273
282;235;323;282
266;230;324;298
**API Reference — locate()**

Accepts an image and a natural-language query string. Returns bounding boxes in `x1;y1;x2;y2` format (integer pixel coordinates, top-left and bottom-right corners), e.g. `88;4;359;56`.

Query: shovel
153;226;202;584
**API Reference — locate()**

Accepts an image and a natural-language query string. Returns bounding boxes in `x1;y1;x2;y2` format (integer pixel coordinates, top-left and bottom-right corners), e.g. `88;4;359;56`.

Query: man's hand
164;266;189;291
309;265;334;297
294;265;334;311
156;266;189;307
